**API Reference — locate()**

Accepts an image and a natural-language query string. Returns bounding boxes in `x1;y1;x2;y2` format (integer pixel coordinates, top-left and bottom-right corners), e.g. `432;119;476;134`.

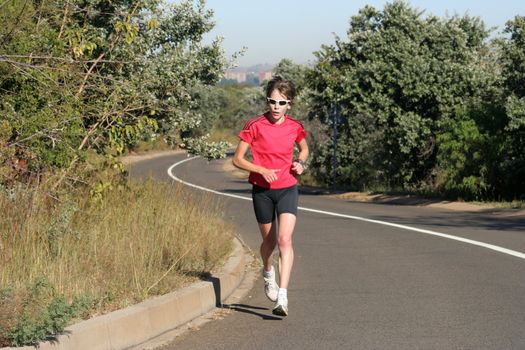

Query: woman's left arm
292;138;309;175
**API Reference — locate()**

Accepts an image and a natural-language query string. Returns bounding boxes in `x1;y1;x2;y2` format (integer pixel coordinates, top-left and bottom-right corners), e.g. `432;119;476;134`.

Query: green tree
499;16;525;198
213;85;266;131
0;0;230;189
307;1;495;191
272;59;307;91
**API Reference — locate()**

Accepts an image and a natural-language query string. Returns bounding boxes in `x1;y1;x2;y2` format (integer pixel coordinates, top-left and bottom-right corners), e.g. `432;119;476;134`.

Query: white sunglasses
266;97;290;106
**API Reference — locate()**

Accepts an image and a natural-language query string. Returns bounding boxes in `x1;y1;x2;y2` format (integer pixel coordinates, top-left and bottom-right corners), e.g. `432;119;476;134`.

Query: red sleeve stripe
288;117;305;129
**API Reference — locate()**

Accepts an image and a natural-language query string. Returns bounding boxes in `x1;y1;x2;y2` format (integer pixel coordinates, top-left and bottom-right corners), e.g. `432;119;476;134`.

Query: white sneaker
262;268;279;302
272;294;288;317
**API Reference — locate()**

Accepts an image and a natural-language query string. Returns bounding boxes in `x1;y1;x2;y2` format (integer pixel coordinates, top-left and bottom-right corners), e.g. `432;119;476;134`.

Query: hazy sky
200;0;524;67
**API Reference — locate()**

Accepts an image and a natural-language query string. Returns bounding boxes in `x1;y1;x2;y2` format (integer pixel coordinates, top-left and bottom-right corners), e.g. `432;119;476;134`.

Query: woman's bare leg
258;220;277;271
276;213;296;289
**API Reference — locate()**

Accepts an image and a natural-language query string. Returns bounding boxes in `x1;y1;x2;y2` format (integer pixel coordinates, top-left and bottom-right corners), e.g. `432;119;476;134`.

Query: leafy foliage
305;1;525;199
200;84;266;136
0;0;229;191
499;16;525;197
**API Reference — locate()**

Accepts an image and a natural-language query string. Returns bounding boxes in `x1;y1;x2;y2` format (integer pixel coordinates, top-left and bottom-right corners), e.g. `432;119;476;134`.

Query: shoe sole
272;305;288;317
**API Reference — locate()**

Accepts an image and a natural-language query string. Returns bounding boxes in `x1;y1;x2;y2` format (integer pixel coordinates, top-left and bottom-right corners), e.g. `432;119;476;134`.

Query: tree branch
58;0;70;40
0;54;134;64
76;52;106;96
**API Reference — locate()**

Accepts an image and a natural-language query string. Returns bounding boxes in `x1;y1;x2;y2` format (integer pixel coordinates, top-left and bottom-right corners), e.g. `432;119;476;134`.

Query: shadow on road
221;303;283;321
189;272;282;320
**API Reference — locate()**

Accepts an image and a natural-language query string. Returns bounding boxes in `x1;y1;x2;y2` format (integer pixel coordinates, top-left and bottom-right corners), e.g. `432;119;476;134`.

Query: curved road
128;153;525;350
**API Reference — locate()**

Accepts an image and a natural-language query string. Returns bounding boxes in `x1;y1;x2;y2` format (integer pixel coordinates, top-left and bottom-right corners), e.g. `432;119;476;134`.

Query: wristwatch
295;159;306;169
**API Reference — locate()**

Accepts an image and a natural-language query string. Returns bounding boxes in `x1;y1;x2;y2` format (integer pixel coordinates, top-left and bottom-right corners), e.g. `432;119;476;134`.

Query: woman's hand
261;168;281;183
291;161;305;175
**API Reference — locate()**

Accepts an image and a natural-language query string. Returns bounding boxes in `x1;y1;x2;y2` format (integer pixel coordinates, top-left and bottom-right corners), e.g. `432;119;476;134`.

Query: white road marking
167;156;525;260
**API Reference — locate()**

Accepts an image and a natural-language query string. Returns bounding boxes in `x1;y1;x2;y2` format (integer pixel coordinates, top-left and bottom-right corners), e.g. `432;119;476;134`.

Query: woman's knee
278;234;293;249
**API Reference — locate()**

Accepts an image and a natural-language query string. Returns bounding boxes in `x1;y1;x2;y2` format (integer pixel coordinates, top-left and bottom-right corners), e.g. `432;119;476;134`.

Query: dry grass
130;137;172;154
209;128;238;145
0;179;233;345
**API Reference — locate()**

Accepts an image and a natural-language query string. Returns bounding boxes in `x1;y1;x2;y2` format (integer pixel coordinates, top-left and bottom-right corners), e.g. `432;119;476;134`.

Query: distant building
224;71;246;83
258;70;273;82
222;65;274;85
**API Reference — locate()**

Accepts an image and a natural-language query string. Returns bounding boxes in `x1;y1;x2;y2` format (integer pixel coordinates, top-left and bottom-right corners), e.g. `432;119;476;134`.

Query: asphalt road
128;153;525;350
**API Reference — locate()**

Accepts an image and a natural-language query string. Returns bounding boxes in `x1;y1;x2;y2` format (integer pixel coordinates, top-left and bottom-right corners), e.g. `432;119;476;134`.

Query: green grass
0;179;233;346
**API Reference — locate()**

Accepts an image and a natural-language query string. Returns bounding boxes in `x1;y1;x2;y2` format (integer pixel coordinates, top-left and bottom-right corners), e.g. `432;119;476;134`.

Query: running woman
232;76;309;316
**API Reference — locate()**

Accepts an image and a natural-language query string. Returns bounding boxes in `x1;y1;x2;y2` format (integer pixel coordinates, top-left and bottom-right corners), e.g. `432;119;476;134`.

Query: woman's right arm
232;140;257;172
232;140;280;183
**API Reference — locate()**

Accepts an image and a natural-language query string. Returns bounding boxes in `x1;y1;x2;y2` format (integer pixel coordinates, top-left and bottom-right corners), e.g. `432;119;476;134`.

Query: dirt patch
333;192;525;216
334;192;490;211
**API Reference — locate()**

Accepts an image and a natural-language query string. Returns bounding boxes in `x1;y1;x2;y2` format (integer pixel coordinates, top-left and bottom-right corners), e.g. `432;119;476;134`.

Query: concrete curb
2;238;247;350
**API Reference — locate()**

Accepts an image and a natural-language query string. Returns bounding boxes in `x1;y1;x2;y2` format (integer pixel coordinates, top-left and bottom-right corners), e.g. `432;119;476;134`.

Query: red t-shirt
239;113;307;189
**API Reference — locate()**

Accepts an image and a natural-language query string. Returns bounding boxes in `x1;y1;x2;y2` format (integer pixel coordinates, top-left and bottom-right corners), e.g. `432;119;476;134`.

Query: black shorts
251;184;299;224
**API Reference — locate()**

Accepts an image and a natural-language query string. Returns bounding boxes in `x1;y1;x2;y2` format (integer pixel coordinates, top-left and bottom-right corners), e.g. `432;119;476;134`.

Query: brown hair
266;75;296;101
